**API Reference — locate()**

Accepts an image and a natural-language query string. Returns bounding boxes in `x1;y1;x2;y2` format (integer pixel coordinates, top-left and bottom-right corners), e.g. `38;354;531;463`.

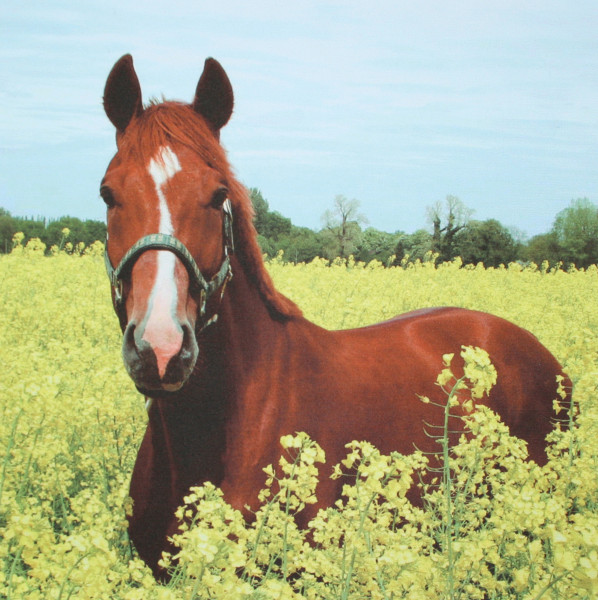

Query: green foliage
394;229;434;264
552;198;598;268
355;228;400;264
428;195;474;262
0;213;17;253
523;232;563;267
321;195;368;259
4;192;598;267
0;209;106;254
453;219;518;268
320;220;363;260
276;227;324;264
250;189;324;263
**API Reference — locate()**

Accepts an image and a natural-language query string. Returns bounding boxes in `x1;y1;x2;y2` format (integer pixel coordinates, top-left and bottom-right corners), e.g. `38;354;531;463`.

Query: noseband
104;199;234;326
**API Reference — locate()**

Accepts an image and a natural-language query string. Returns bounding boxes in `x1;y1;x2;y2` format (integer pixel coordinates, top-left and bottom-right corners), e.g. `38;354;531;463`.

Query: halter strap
104;199;234;320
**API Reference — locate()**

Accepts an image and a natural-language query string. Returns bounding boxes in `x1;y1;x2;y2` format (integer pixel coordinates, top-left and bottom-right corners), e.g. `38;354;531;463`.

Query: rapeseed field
1;240;597;599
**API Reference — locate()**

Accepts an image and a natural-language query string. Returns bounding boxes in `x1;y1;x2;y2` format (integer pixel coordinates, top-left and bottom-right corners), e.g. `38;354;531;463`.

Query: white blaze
148;146;180;234
142;146;183;379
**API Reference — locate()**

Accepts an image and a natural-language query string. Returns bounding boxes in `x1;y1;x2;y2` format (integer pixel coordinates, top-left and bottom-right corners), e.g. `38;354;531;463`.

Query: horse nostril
123;322;138;357
179;323;196;360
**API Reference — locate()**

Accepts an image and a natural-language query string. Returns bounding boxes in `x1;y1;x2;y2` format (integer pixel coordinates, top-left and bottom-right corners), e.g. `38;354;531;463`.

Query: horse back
289;306;565;466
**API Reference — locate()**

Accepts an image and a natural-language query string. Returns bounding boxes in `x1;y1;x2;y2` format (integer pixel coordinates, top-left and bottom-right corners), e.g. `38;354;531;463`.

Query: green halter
104;199;234;320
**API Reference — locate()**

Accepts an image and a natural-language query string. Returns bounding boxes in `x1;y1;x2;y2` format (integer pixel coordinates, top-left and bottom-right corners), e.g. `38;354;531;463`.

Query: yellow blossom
0;251;597;599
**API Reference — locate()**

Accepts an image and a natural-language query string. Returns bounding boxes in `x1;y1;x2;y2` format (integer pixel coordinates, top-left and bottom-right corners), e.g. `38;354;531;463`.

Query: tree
46;217;86;249
454;219;517;267
84;220;107;245
394;229;433;263
321;195;368;259
249;188;292;245
277;226;323;263
552;198;598;267
249;188;271;236
522;232;562;266
355;228;400;264
0;209;16;253
427;195;474;261
13;217;46;245
0;208;107;254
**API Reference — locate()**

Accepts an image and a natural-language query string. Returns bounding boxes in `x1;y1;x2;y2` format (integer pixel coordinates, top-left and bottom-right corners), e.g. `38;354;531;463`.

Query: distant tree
277;227;323;263
321;195;368;259
249;187;292;243
13;217;46;244
83;220;107;245
266;211;292;240
427;195;474;261
394;229;433;263
454;219;517;267
46;217;86;249
0;208;107;254
552;198;598;267
249;188;271;236
355;228;400;264
522;232;562;266
507;226;529;261
256;234;277;258
508;226;528;247
0;209;16;253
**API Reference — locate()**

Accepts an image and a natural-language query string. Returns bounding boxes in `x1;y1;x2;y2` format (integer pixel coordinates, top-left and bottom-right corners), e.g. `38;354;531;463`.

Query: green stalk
442;376;466;600
6;545;24;600
56;550;93;600
0;409;23;508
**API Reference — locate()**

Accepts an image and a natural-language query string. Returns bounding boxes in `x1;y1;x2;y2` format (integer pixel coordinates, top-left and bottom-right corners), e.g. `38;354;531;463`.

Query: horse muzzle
122;319;199;392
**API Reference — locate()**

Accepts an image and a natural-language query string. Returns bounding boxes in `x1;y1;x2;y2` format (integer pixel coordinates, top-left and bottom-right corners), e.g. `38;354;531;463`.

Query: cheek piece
104;199;234;329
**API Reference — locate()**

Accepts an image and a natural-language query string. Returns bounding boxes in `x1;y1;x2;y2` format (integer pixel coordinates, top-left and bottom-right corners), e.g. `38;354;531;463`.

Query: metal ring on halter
114;278;124;305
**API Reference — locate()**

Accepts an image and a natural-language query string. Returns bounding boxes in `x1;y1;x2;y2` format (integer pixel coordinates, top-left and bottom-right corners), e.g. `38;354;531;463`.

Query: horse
101;54;569;576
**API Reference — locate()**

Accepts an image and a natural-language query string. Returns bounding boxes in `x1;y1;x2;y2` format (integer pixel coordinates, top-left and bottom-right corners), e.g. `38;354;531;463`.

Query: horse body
101;55;568;575
128;260;562;572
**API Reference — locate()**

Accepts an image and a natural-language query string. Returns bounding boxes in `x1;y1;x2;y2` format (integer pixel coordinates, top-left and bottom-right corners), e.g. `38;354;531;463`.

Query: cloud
2;1;597;235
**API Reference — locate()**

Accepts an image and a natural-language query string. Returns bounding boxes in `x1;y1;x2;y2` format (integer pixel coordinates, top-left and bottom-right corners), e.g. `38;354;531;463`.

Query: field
1;243;597;599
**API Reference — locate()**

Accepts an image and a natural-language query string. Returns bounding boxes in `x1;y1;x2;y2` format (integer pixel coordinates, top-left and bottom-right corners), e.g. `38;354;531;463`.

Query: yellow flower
1;249;597;599
460;345;497;398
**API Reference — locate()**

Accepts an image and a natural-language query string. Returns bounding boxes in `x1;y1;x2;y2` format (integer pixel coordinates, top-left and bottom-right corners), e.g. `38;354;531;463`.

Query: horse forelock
116;101;226;169
115;101;302;321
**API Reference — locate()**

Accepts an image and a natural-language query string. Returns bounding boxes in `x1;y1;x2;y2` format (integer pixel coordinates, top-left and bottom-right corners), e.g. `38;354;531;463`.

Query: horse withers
101;54;569;576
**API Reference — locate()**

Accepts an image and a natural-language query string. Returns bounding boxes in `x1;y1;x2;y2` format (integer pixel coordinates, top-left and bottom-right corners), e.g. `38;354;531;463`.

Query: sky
2;1;597;238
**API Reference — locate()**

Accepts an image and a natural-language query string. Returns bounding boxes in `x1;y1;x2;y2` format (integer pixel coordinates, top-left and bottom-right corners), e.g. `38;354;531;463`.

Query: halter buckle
198;288;207;317
114;279;124;305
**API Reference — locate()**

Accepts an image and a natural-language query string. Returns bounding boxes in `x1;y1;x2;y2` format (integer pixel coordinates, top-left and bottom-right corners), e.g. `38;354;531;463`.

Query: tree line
251;190;598;268
0;209;107;254
2;191;597;268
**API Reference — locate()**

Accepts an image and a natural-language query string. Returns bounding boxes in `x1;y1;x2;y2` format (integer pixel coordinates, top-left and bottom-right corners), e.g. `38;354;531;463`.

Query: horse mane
116;101;302;321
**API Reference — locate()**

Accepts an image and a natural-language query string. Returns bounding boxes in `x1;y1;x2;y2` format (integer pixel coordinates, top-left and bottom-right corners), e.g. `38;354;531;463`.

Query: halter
104;199;234;326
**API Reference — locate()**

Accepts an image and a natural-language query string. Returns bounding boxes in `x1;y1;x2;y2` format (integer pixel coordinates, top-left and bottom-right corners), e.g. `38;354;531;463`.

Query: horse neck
148;257;291;478
141;260;282;489
210;255;291;378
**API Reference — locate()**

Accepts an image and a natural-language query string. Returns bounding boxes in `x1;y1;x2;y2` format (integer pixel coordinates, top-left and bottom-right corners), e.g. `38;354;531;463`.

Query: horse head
101;55;235;393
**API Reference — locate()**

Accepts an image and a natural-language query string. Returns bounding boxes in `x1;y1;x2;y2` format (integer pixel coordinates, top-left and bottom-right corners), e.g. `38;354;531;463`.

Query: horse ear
192;58;234;135
103;54;143;133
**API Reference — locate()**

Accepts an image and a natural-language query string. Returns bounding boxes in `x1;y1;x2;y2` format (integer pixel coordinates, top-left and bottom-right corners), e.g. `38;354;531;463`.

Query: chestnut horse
101;55;568;575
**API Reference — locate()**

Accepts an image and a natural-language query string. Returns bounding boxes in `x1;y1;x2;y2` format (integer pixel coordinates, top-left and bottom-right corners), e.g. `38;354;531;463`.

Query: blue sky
2;1;597;237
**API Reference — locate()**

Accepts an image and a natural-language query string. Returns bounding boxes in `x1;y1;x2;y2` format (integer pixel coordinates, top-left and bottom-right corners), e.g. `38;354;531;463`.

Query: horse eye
212;186;229;208
100;186;116;208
